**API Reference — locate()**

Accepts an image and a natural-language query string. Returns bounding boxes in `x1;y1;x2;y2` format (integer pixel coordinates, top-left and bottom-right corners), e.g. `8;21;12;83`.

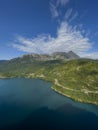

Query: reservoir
0;78;98;130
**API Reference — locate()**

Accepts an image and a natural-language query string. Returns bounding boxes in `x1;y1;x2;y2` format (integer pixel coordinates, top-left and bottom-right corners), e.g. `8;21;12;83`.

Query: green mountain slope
0;56;98;105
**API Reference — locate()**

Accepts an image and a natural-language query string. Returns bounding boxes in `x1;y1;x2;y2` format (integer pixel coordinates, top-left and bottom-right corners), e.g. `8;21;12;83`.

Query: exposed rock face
51;52;69;59
51;51;79;60
67;51;80;59
20;54;51;61
21;51;80;60
9;51;80;62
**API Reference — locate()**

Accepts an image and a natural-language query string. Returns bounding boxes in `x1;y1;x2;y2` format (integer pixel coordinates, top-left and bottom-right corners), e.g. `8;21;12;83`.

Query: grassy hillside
0;58;98;105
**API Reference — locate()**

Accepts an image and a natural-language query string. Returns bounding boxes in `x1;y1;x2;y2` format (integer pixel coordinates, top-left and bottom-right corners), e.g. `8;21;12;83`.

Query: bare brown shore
0;75;7;79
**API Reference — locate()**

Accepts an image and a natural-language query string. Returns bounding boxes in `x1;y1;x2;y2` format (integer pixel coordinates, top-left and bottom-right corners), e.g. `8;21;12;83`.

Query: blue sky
0;0;98;59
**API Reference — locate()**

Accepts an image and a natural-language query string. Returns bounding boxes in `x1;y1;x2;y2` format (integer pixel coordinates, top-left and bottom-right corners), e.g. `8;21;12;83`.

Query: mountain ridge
8;51;80;62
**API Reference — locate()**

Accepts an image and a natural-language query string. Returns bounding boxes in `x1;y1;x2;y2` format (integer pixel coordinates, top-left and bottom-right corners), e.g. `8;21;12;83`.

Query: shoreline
0;76;98;106
51;86;98;106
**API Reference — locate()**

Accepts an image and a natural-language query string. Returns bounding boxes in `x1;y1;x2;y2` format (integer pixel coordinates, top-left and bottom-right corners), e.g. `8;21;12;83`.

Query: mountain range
0;60;8;64
11;51;79;62
0;51;79;64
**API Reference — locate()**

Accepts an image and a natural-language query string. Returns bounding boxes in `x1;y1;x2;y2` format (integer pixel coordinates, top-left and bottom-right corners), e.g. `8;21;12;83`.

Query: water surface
0;78;98;130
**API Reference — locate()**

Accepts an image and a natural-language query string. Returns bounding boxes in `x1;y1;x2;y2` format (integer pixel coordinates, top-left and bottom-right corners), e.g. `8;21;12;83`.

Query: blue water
0;78;98;130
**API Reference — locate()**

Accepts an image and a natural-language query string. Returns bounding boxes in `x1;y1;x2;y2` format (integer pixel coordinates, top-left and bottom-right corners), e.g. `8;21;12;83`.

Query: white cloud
12;21;95;58
50;0;70;18
57;0;69;6
64;8;73;20
64;8;78;22
50;1;59;18
82;52;98;59
69;11;78;22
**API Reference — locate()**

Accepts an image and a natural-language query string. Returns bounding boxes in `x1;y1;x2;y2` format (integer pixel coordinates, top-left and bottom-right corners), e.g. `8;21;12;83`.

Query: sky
0;0;98;59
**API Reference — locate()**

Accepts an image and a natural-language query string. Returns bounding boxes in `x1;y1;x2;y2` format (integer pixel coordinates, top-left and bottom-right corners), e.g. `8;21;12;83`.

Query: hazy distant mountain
0;51;79;63
15;51;80;61
0;60;8;64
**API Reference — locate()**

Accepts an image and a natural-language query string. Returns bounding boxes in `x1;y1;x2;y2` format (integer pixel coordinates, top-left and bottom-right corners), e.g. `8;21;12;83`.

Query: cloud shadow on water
1;104;98;130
